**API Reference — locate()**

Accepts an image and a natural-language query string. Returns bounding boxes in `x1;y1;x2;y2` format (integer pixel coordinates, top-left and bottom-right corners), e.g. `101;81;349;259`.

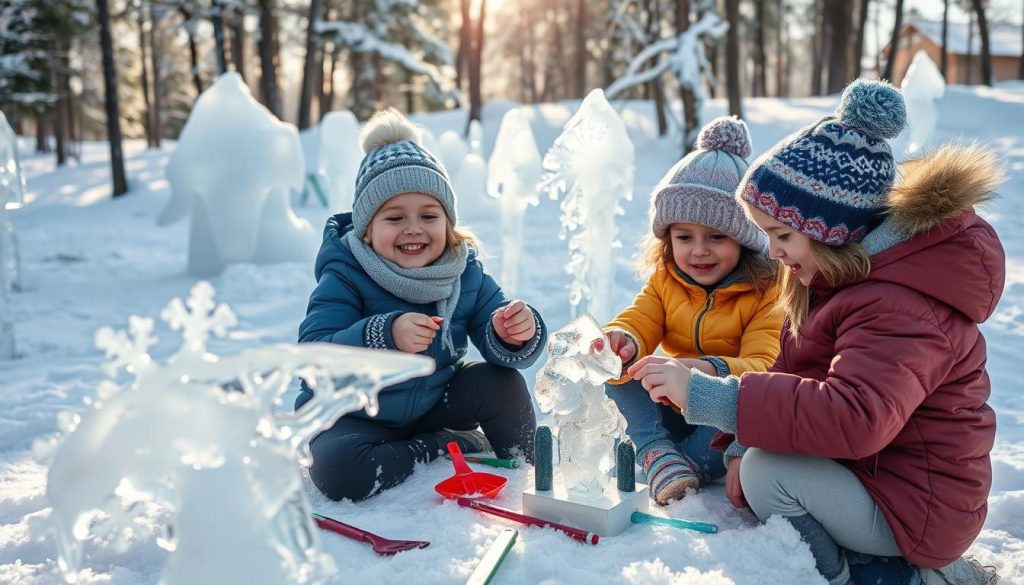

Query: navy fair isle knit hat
650;116;765;252
738;79;907;245
352;108;456;239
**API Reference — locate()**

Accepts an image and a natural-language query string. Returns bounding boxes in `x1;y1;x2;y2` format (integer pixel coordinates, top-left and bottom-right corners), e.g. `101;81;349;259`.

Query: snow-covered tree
605;0;727;153
316;0;458;120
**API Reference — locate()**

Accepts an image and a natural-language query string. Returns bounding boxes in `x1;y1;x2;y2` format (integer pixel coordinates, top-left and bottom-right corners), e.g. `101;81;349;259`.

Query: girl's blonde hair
638;232;777;298
777;239;871;335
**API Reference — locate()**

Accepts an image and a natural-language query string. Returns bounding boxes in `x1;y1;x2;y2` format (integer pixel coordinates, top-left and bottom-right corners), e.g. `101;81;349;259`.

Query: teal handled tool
444;454;520;469
631;511;718;534
465;528;517;585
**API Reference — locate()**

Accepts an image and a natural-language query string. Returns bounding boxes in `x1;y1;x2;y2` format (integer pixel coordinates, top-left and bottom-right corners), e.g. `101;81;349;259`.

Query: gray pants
741;449;904;584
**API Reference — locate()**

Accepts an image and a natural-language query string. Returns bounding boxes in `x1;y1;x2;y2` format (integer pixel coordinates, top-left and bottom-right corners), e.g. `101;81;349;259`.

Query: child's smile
366;192;448;268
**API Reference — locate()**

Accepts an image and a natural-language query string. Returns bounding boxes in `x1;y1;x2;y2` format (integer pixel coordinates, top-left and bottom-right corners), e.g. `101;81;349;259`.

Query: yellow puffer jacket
607;261;782;384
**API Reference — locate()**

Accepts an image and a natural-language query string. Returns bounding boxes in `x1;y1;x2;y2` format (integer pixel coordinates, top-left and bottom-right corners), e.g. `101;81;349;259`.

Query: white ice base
522;479;649;537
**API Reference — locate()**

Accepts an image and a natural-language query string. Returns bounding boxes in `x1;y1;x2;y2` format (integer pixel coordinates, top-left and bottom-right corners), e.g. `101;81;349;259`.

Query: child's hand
627;356;691;410
491;301;536;346
678;358;717;376
591;331;637;364
725;456;747;509
392;312;442;354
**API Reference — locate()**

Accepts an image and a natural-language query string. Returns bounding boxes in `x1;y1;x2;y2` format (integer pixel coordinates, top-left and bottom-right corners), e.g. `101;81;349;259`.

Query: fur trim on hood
887;144;1004;236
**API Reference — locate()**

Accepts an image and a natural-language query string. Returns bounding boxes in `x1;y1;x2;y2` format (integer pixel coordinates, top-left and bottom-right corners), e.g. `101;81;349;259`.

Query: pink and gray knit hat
650;116;765;252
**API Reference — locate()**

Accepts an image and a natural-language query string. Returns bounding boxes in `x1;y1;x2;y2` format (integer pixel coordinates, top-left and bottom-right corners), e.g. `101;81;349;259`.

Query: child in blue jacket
297;109;546;502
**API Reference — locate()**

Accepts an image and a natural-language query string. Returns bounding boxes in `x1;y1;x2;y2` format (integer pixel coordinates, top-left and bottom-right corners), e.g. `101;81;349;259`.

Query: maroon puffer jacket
735;147;1004;568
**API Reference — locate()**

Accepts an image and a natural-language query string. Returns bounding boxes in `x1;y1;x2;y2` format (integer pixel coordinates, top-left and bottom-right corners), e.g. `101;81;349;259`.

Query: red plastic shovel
434;441;508;499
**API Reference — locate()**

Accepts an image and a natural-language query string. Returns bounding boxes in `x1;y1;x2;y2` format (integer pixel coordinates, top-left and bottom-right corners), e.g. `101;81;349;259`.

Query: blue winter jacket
296;213;546;427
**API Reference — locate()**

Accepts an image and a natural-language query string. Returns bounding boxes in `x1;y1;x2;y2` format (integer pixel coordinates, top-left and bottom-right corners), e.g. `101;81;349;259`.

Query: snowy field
2;85;1024;584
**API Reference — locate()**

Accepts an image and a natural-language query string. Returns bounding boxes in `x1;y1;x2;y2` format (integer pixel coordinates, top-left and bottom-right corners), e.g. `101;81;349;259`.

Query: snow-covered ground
2;85;1023;584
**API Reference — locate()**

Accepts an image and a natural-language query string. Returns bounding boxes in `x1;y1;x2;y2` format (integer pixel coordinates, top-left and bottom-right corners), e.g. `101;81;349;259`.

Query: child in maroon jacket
630;79;1002;585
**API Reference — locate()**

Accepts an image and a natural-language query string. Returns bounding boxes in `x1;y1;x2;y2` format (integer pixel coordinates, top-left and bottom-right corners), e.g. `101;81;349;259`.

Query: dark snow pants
306;361;536;502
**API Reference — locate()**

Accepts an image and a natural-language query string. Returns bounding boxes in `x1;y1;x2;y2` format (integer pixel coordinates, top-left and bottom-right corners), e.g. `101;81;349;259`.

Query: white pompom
359;108;421;153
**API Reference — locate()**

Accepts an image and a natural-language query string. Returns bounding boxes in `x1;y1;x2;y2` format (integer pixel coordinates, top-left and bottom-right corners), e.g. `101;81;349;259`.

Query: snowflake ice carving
40;281;433;585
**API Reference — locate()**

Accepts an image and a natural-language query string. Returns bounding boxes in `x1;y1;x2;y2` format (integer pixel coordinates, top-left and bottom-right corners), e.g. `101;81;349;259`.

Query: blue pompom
697;116;752;159
836;79;906;140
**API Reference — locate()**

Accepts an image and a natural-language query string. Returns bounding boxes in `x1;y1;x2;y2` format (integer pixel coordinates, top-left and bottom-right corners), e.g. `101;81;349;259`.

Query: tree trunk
676;0;698;154
456;0;471;93
51;43;67;167
524;9;537;102
811;0;824;94
753;0;767;97
180;7;203;97
646;0;667;135
257;0;282;119
298;0;324;129
96;0;128;197
854;0;870;78
149;3;163;147
776;0;787;96
966;11;975;84
725;0;743;117
326;44;340;114
35;115;49;153
211;0;227;76
971;0;993;86
574;0;586;97
881;0;904;82
940;0;950;79
230;15;246;80
138;2;155;148
826;0;854;93
466;0;487;134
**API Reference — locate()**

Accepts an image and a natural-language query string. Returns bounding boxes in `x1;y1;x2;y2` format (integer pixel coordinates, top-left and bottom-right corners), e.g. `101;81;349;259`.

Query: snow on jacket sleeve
736;304;954;460
298;268;400;350
605;272;667;384
467;264;546;368
716;286;783;375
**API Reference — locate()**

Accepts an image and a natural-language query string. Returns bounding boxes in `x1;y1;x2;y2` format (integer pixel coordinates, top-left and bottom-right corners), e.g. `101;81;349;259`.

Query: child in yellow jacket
601;117;782;505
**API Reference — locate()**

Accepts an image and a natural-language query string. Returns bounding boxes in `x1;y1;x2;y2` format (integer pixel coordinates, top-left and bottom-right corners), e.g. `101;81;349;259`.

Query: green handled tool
465;528;517;585
631;511;718;534
444;454;520;469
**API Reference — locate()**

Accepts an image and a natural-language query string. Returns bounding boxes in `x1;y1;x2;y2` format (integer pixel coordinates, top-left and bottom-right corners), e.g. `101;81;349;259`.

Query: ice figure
901;50;945;155
534;314;625;495
317;110;362;212
157;73;314;276
437;130;467;178
455;152;487;213
38;282;433;585
487;109;542;295
467;119;484;156
539;89;635;322
0;111;24;359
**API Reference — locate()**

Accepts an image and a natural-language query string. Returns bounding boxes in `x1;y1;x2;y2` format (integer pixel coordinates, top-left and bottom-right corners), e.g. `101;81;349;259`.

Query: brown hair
638;231;777;298
777;240;871;336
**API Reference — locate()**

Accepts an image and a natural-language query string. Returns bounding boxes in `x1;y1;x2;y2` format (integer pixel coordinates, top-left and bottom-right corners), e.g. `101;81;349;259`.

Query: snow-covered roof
904;18;1022;58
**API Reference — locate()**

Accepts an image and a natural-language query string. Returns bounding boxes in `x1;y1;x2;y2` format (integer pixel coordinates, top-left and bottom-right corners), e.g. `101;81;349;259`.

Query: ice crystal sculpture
39;282;433;584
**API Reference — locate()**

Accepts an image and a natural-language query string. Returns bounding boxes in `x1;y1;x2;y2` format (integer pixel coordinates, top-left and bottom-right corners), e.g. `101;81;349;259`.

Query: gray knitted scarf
342;231;469;353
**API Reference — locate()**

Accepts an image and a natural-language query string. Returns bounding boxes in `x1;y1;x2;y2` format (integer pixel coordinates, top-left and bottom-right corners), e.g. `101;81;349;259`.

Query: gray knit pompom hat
352;108;456;239
650;116;765;252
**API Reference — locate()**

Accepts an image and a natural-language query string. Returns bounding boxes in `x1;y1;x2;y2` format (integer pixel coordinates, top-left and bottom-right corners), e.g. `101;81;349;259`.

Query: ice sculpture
39;282;433;584
534;314;625;495
901;50;945;155
317;110;362;212
0;111;24;358
157;73;315;276
487;109;542;295
539;89;635;322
